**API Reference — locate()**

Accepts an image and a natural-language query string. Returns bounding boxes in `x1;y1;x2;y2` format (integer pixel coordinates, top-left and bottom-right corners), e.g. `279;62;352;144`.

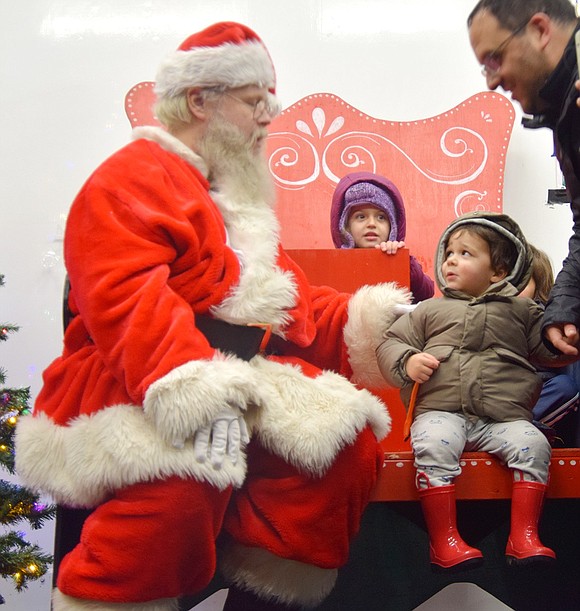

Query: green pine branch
0;325;18;343
0;275;55;597
0;481;56;529
0;532;52;591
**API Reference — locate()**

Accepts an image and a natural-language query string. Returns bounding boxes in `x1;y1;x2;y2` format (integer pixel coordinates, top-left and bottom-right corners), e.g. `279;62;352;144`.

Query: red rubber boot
418;484;483;570
505;481;556;565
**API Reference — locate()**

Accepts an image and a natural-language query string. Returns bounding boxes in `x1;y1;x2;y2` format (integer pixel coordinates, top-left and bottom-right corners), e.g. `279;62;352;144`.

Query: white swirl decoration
454;190;492;216
267;132;321;188
268;104;489;190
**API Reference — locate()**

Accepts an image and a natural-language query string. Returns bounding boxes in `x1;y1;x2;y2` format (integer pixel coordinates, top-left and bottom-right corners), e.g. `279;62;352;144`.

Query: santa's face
199;92;276;204
210;85;274;153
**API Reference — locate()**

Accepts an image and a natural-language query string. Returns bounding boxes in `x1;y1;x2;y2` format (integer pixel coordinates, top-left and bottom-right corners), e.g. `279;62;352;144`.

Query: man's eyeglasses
224;92;279;120
480;19;529;79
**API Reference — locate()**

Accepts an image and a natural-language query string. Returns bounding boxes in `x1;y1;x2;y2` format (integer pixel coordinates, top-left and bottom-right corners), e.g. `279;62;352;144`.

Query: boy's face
346;205;391;248
442;229;506;297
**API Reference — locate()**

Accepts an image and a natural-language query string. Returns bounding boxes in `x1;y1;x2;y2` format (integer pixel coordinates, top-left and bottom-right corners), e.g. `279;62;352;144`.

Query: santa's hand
193;406;250;468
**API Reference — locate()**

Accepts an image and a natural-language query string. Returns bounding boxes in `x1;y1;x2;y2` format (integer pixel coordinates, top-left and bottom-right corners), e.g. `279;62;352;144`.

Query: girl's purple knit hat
330;171;407;249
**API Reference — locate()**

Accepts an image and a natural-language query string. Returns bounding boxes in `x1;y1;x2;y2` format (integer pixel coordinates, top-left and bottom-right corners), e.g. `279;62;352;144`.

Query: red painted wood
267;92;514;278
286;248;409;294
372;449;580;501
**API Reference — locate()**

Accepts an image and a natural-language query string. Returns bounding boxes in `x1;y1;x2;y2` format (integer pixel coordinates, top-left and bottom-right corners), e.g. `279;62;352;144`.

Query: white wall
0;1;574;608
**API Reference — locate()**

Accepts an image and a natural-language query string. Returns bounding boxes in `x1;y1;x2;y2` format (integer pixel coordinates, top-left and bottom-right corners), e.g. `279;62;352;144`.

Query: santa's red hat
155;22;276;99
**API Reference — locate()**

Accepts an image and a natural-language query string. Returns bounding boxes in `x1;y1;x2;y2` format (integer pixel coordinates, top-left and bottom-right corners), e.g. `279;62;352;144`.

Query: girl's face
442;229;506;297
346;205;391;248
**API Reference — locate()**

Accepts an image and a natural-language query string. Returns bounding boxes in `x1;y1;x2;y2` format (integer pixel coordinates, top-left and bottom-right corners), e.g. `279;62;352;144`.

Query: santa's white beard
199;117;275;208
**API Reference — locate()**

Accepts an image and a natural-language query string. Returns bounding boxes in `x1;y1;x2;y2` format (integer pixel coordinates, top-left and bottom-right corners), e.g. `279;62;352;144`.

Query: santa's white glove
193;406;250;469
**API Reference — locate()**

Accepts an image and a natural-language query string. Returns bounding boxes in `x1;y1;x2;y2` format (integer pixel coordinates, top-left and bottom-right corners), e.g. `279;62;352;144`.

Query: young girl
330;171;434;302
376;212;574;571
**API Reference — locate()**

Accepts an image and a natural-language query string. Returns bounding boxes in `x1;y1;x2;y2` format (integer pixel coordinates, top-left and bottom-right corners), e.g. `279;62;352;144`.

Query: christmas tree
0;274;55;603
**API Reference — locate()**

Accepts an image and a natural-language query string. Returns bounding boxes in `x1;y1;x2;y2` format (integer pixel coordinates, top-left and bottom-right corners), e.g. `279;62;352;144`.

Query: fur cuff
15;406;247;507
144;355;260;447
344;282;412;388
247;357;390;476
52;589;178;610
220;543;337;608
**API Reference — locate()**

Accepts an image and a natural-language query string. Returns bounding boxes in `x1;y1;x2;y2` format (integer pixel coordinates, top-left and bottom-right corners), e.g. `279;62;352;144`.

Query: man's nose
485;71;501;91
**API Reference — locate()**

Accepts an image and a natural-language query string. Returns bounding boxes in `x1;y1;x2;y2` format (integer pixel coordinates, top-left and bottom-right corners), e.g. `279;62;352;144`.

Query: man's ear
186;88;208;120
527;12;552;52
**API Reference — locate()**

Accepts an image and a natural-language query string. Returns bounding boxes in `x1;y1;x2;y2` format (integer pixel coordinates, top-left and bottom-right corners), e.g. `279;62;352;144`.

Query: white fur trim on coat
209;188;298;335
52;588;178;611
143;355;260;447
155;41;275;99
16;356;260;507
246;357;391;476
344;282;412;388
15;405;247;508
132;127;209;176
220;543;337;608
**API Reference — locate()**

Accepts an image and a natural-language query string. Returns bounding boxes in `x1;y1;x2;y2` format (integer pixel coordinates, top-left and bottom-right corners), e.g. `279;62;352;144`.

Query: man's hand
193;406;250;468
406;352;439;383
545;323;580;356
376;240;406;255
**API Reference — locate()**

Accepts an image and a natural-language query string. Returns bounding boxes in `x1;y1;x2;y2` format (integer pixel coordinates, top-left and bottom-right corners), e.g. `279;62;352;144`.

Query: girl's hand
376;240;405;254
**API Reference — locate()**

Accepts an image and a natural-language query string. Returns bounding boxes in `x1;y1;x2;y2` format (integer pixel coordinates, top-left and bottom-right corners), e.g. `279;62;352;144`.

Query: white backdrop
0;0;575;608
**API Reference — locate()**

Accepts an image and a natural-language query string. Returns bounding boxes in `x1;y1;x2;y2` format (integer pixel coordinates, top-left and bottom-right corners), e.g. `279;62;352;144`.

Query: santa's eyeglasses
223;92;279;120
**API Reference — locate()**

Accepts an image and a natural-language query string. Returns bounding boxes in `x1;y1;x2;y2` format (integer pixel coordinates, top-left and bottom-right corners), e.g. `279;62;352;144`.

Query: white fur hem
144;355;260;447
247;357;391;476
220;543;337;608
344;282;412;388
15;406;246;507
52;588;178;610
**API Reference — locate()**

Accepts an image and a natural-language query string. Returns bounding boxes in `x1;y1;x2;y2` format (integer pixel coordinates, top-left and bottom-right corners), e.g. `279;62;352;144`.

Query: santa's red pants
57;425;381;603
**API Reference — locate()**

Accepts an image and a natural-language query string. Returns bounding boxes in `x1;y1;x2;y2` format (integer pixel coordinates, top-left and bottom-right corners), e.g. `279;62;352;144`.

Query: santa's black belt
195;315;272;361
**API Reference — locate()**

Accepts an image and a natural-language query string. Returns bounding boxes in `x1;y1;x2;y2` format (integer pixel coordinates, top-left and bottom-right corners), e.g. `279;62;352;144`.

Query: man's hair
154;88;224;130
467;0;577;30
528;243;554;303
154;92;192;129
447;224;518;275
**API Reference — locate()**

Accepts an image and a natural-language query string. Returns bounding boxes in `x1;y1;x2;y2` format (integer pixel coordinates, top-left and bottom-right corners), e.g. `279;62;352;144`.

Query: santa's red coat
16;127;410;606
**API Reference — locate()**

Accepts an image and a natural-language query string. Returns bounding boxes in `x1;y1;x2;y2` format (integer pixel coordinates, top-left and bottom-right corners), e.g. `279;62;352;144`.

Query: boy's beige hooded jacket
376;211;569;423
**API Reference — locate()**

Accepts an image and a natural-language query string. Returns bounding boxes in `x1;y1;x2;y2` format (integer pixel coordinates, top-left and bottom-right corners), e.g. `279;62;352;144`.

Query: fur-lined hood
435;211;533;295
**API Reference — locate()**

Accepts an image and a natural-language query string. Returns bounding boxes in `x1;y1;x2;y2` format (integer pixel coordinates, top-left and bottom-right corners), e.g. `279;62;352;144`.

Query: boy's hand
376;240;405;254
406;352;439;383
